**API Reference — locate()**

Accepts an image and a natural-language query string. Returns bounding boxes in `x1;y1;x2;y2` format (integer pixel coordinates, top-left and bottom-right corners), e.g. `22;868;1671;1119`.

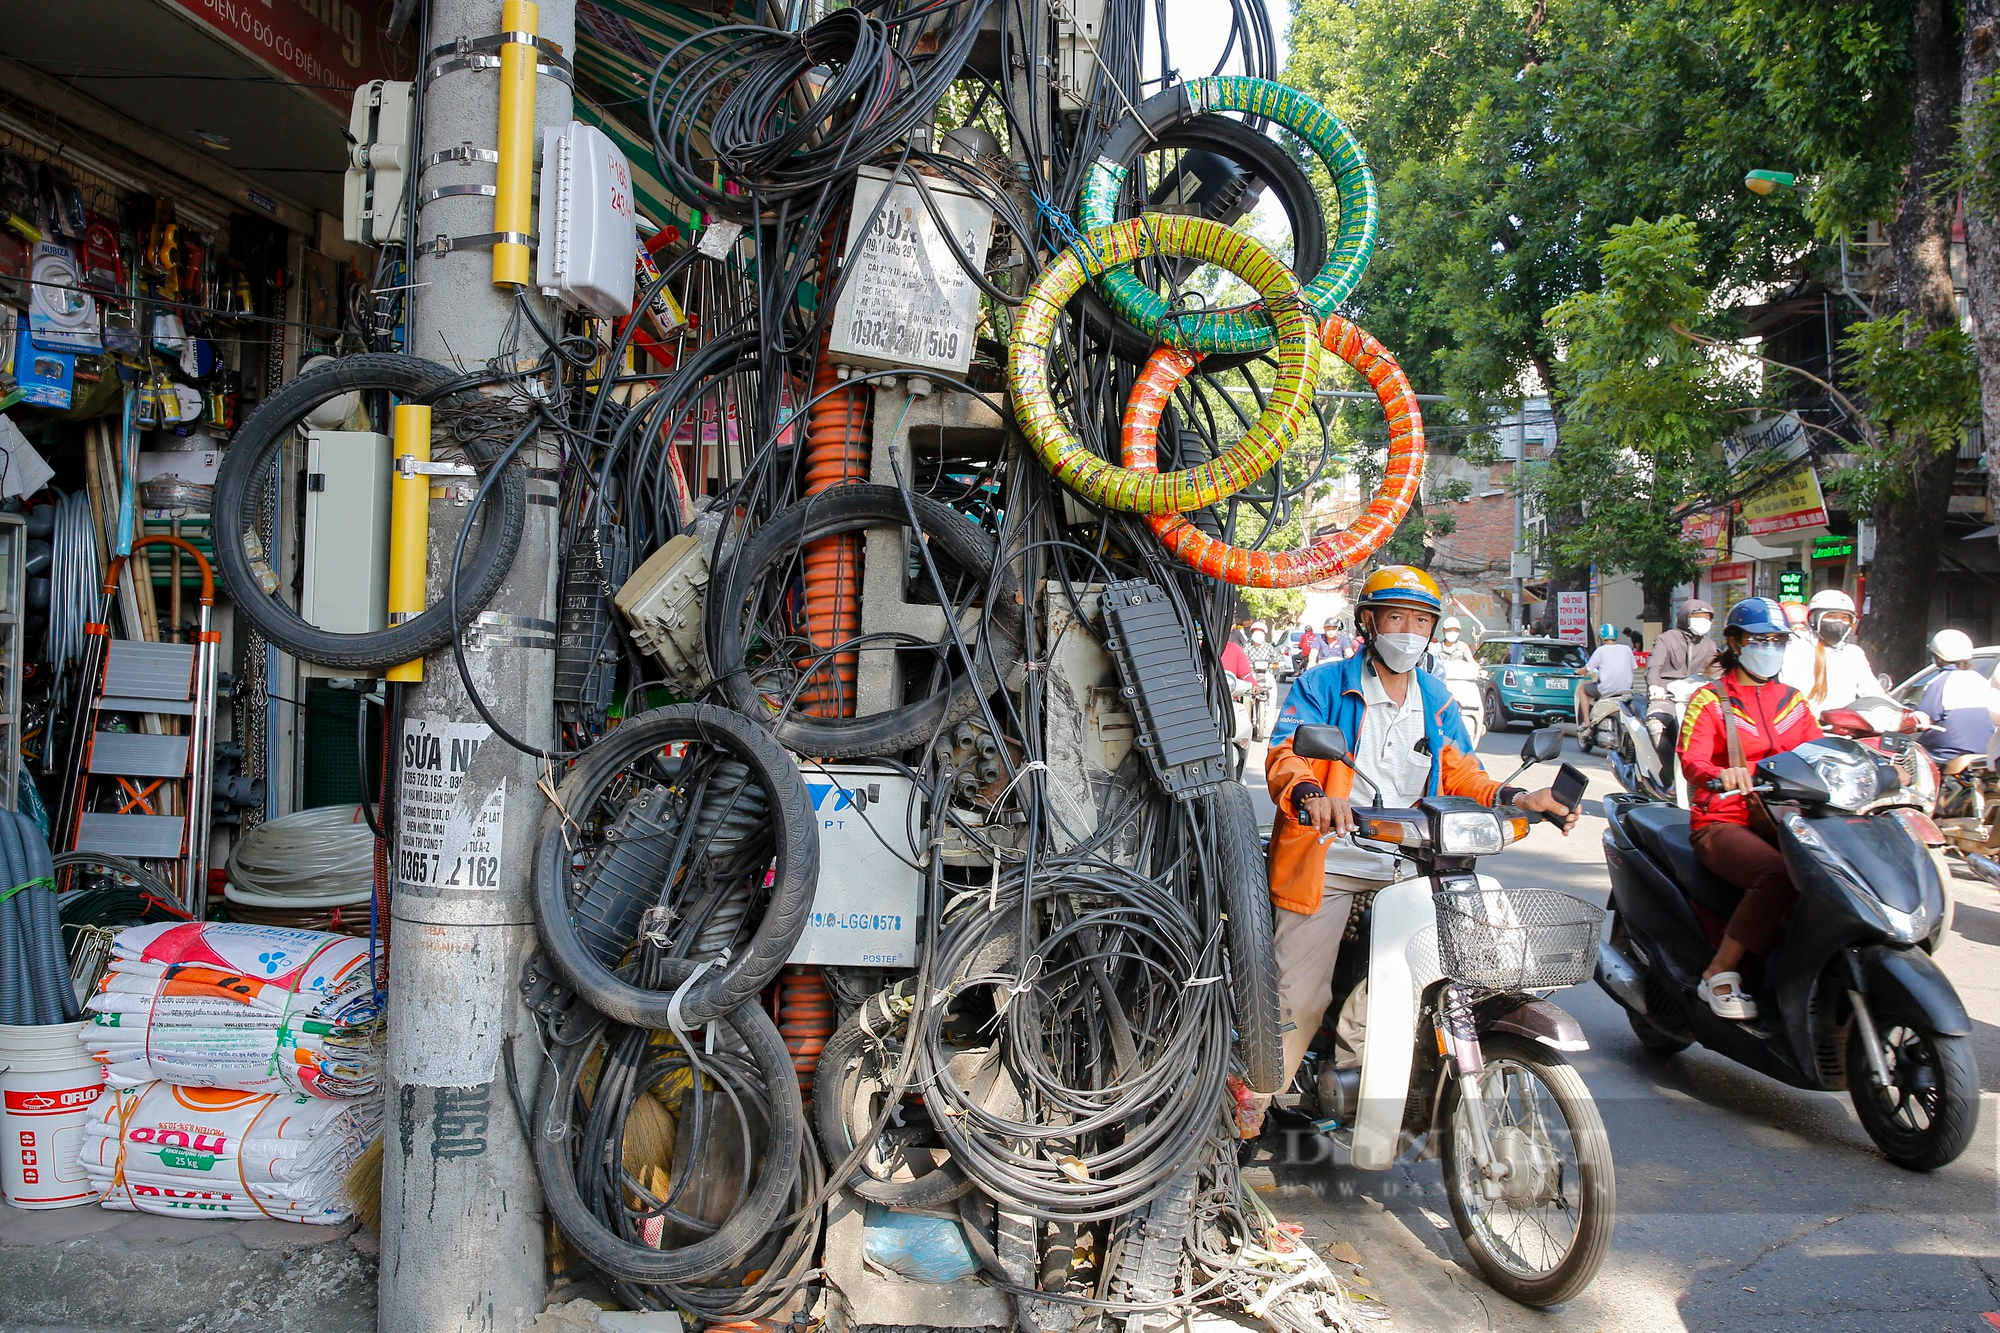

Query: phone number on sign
810;911;905;932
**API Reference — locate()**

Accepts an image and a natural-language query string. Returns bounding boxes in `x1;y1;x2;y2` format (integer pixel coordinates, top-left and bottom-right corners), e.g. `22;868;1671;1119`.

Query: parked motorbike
1284;723;1613;1307
1597;735;1978;1170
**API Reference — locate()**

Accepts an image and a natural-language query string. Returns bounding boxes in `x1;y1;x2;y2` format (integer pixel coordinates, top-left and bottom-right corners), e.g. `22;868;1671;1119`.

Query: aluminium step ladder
60;536;219;916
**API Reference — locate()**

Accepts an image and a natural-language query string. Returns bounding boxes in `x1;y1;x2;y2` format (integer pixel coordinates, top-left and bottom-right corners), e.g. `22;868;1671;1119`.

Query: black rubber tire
1848;1005;1979;1171
814;1008;972;1208
531;704;818;1030
532;1001;803;1283
711;484;1020;759
1626;1009;1690;1056
211;353;528;670
1075;113;1331;372
1212;782;1284;1094
1441;1034;1615;1308
1104;1164;1198;1318
1484;690;1507;733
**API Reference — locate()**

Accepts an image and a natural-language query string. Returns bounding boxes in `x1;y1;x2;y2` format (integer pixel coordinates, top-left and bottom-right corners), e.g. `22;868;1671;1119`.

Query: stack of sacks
79;1082;379;1223
82;921;383;1098
76;921;384;1224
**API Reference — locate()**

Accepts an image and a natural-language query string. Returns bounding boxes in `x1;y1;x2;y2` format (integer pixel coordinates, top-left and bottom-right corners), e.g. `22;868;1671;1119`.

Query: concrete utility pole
378;1;573;1328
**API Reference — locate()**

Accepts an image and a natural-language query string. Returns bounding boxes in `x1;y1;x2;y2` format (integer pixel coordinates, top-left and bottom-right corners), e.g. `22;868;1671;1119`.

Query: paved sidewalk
0;1200;374;1332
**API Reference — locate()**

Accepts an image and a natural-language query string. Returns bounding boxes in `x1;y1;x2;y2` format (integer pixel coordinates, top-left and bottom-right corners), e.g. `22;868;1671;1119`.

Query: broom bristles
344;1135;384;1232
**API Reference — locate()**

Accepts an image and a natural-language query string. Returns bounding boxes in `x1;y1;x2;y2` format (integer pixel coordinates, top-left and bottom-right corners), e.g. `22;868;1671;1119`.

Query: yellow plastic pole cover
386;403;432;682
492;0;538;288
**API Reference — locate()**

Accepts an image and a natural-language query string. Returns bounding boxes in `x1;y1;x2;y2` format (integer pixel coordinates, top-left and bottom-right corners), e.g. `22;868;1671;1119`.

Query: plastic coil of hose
1120;314;1425;585
531;704;818;1031
0;809;77;1025
1078;76;1376;355
1066;110;1330;368
710;484;1022;758
210;354;528;671
1009;214;1319;514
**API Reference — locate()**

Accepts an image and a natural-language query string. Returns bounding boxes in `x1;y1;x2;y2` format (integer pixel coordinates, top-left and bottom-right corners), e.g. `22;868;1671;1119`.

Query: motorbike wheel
1847;1005;1979;1171
1627;1010;1691;1056
1441;1034;1615;1308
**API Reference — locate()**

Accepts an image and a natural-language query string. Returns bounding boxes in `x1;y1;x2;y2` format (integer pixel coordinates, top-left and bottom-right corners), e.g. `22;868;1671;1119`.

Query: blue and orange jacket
1679;675;1821;831
1264;654;1498;914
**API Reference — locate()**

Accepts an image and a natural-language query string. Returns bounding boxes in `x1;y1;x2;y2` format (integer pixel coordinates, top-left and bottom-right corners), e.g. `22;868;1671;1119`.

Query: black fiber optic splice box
1099;579;1229;799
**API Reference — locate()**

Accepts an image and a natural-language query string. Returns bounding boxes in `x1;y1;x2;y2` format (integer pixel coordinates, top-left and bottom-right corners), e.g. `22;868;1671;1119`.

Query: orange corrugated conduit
797;339;869;717
777;965;835;1101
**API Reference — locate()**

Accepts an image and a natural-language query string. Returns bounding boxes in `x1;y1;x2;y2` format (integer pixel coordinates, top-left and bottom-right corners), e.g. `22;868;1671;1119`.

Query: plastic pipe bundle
0;809;76;1025
224;806;377;908
81;1080;380;1223
81;921;383;1098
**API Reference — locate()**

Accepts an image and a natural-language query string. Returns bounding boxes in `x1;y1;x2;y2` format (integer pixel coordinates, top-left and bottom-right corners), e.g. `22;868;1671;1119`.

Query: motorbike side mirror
1291;724;1349;762
1967;853;2000;890
1526;726;1564;763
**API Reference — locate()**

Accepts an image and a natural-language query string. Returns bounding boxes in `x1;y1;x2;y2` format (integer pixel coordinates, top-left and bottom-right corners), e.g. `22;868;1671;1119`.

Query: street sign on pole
1556;590;1588;643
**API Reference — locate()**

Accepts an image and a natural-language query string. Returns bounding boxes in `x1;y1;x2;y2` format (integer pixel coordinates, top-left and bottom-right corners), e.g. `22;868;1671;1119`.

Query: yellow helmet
1355;565;1444;616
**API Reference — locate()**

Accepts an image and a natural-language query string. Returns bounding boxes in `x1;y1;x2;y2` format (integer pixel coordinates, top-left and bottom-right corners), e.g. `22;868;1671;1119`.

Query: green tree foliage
1535;217;1748;602
1833;312;1981;510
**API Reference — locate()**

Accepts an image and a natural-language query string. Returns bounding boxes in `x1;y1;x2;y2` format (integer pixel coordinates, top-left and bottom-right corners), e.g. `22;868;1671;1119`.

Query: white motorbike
1441;655;1487;747
1282;724;1614;1307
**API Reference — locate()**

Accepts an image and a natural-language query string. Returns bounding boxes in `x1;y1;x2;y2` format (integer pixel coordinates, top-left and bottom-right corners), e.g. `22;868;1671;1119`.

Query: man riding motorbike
1677;597;1823;1020
1433;615;1485;743
1778;589;1877;719
1648;599;1717;767
1918;628;1998;763
1432;615;1479;670
1577;621;1638;739
1263;565;1578;1091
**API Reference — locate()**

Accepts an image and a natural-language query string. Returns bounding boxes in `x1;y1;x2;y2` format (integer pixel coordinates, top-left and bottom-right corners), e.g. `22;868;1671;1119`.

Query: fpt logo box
792;764;923;968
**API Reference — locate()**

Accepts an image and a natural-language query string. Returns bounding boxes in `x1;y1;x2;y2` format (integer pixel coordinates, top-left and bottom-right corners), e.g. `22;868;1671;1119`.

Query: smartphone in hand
1546;762;1587;825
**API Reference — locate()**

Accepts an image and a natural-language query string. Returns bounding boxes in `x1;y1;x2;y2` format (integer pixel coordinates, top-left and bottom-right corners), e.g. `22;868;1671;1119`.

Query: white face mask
1687;617;1712;637
1251;631;1267;645
1739;643;1786;680
1443;630;1460;642
1373;632;1429;674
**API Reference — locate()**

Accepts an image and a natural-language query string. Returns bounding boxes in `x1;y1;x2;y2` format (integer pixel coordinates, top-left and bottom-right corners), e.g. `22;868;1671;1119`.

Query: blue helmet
1598;622;1617;642
1725;597;1789;637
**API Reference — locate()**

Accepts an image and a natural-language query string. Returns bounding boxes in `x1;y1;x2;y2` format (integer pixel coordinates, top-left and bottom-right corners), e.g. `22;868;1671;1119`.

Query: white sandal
1698;971;1758;1021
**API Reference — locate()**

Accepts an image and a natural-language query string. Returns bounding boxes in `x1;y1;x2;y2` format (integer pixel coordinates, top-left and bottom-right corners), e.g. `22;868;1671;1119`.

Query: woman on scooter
1677;597;1823;1020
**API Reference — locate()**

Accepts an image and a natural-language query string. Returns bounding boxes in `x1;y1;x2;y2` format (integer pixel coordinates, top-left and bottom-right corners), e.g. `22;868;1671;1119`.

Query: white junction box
828;164;994;375
300;430;391;679
343;81;414;246
790;763;923;967
538;121;638;319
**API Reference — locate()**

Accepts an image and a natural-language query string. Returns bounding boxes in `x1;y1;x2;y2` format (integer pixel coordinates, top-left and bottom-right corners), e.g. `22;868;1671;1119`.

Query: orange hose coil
798;346;869;717
777;966;835;1100
1119;313;1425;587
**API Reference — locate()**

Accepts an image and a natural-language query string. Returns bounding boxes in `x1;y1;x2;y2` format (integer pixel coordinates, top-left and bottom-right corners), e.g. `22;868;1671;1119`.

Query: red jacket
1679;676;1821;831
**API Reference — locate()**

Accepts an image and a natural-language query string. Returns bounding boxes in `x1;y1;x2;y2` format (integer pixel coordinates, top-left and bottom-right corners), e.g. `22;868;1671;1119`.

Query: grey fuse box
828;165;994;376
300;430;391;680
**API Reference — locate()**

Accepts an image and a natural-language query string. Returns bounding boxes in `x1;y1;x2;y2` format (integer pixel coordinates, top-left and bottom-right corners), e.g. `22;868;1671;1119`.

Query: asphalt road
1240;683;2000;1333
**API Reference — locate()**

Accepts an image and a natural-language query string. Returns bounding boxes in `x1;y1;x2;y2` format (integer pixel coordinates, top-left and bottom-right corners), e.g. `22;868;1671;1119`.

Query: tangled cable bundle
917;859;1233;1221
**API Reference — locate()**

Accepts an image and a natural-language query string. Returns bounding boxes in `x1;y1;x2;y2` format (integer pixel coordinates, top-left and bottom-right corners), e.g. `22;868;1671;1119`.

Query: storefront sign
1681;508;1730;565
1812;534;1855;561
1743;464;1829;537
1556;590;1588;644
163;0;418;112
1709;561;1749;585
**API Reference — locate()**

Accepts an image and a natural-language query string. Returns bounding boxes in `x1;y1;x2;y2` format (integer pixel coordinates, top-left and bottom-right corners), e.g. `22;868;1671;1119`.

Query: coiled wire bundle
224;805;377;935
46;488;99;670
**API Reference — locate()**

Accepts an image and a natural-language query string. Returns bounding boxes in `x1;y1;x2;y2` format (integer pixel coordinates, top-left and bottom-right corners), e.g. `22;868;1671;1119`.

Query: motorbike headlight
1435;808;1505;855
1800;744;1881;812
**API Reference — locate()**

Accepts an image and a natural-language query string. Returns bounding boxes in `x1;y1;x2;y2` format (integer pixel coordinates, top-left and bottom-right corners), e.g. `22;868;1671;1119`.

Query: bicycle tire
814;1004;972;1208
211;353;528;670
711;484;1021;758
1212;782;1284;1093
533;1001;804;1284
531;704;818;1030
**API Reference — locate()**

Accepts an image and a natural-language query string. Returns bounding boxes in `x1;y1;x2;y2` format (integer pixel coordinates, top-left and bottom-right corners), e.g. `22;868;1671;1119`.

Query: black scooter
1596;734;1978;1169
